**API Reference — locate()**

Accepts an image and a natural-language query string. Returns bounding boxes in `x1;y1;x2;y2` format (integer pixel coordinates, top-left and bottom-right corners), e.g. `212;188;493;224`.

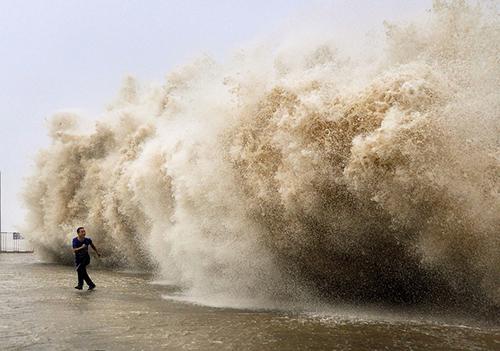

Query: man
72;227;101;290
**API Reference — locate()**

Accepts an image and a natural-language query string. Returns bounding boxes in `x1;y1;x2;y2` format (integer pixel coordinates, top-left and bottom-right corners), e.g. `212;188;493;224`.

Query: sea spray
24;1;499;312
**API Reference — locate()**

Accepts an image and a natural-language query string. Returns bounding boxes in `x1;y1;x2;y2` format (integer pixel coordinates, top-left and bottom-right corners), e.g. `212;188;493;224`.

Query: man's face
78;228;86;238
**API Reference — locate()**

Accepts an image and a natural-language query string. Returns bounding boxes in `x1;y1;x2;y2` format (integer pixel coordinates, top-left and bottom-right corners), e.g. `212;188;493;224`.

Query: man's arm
72;244;87;253
90;242;101;257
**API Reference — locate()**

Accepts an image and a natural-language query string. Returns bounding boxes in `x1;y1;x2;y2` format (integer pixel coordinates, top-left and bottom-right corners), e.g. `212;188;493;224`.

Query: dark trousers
76;256;94;287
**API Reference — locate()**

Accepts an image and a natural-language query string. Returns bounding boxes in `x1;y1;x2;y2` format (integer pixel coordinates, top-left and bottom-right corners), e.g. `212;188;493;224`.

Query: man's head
77;227;86;238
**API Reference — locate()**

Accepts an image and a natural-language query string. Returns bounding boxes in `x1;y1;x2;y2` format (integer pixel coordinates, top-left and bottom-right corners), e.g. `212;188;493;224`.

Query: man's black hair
76;227;85;234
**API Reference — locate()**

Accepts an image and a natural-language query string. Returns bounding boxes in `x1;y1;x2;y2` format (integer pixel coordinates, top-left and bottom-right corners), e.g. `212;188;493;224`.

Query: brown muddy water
0;253;498;351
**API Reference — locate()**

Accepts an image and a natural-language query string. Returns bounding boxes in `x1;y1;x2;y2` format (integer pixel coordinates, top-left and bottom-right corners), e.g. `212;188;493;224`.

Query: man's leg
75;264;84;289
81;264;95;289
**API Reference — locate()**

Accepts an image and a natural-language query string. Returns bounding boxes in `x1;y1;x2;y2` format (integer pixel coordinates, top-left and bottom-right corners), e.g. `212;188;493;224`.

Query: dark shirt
72;237;92;265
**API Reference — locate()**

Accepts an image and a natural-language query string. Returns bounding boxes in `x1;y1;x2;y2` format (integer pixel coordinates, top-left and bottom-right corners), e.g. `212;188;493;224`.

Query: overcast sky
0;0;432;232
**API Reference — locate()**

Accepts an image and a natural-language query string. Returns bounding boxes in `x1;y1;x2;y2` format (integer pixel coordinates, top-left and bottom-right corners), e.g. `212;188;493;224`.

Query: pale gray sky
0;0;432;231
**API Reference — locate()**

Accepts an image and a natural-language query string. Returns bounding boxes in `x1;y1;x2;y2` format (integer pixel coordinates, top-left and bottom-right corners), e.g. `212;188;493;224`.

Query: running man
72;227;101;290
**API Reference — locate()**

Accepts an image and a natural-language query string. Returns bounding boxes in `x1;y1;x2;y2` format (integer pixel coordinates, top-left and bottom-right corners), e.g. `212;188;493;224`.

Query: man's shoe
88;284;96;290
74;286;83;290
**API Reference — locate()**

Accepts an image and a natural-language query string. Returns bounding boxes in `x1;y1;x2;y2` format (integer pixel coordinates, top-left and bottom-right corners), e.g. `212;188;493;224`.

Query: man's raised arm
72;244;87;253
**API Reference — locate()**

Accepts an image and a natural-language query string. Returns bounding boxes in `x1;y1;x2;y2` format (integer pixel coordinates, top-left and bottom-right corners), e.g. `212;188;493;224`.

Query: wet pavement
0;254;498;350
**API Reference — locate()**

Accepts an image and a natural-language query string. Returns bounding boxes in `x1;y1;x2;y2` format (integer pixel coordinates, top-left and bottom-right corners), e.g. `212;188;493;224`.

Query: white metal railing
0;232;34;253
